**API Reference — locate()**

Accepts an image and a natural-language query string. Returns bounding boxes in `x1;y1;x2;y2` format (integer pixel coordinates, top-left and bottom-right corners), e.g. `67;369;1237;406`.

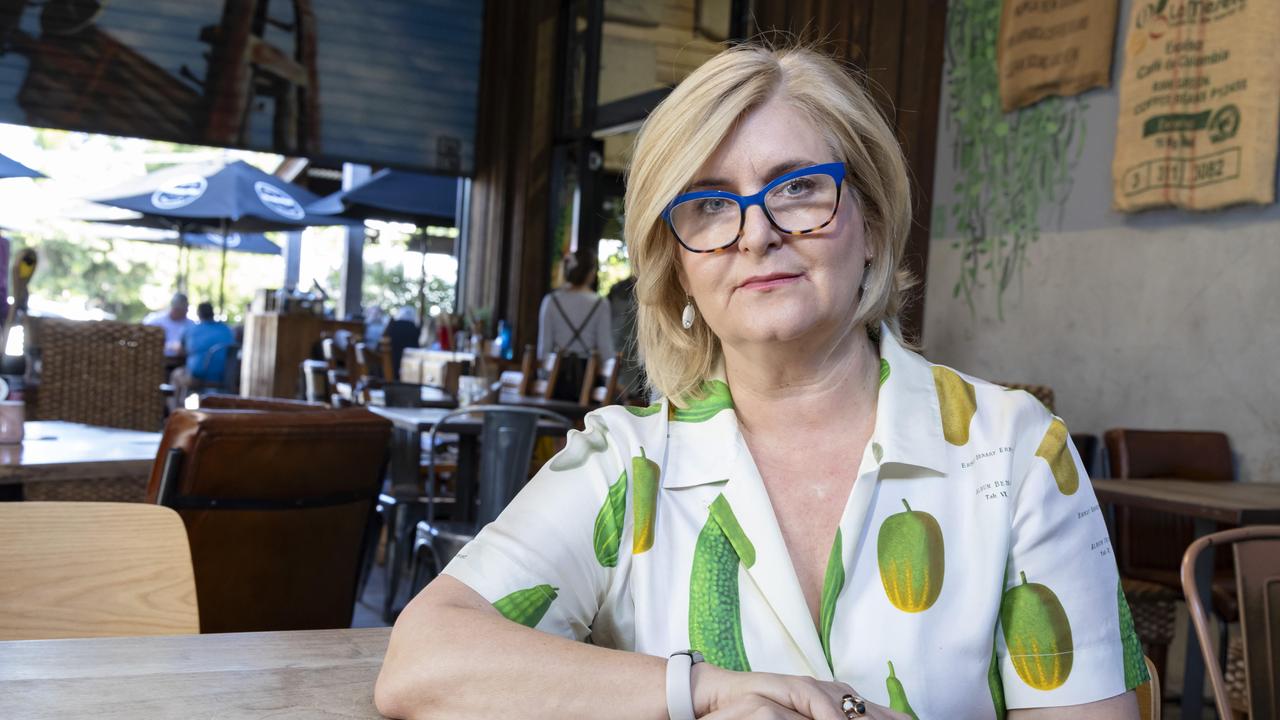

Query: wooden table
495;389;591;422
1091;478;1280;716
0;627;390;719
0;421;162;499
367;384;457;410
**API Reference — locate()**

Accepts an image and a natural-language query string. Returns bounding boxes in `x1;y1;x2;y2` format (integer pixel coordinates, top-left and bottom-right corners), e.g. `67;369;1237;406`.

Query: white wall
924;0;1280;483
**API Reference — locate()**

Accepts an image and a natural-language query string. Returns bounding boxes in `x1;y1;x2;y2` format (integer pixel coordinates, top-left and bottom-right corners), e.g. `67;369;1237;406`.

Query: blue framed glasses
662;162;846;253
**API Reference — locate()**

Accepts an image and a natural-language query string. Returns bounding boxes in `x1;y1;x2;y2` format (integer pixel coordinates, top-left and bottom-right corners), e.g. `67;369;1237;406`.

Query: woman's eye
698;198;730;214
780;178;814;196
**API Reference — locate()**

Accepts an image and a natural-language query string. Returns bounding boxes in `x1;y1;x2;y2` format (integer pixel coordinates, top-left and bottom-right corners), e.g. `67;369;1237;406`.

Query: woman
537;251;615;401
376;43;1145;720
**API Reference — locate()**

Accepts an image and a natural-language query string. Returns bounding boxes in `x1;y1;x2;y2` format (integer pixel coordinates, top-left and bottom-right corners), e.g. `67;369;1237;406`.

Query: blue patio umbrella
0;152;43;179
180;232;281;255
307;168;458;226
91;160;350;310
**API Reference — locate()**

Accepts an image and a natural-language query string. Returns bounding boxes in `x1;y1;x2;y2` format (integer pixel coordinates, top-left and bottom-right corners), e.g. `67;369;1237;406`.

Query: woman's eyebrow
685;159;817;192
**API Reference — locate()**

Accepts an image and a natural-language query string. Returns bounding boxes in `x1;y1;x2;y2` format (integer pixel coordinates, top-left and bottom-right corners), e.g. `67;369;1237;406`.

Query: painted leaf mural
941;0;1087;320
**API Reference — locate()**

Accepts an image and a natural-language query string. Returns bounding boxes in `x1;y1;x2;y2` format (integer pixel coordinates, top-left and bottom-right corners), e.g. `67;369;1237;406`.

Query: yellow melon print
932;366;977;446
877;499;945;612
1000;571;1073;691
1034;417;1079;495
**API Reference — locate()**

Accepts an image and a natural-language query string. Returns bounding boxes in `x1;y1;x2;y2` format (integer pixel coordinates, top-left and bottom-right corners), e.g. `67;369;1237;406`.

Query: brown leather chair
146;407;391;633
198;394;328;412
1105;428;1239;686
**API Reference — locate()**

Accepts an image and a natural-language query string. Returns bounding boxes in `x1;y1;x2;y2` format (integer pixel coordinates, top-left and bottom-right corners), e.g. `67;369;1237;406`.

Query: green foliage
11;231;152;321
943;0;1087;319
597;240;630;298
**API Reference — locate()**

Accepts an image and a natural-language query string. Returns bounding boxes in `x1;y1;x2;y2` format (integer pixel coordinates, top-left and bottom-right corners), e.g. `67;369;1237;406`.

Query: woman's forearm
375;575;668;720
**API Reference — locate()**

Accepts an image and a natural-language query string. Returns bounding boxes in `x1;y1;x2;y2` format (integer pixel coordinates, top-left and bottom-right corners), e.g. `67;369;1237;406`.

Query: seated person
169;302;234;405
375;43;1145;720
384;307;421;380
144;292;194;358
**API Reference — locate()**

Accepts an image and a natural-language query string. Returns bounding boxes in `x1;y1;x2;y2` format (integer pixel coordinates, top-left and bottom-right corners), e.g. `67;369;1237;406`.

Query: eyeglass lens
670;172;838;251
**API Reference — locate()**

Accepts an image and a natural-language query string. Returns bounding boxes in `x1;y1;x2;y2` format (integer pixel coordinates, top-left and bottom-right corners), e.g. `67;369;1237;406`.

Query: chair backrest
1135;656;1161;720
536;351;561;400
25;317;166;431
426;405;572;527
301;359;330;404
999;382;1055;413
199;394;328;412
581;351;622;406
0;501;198;640
1181;525;1280;720
1106;429;1234;576
146;407;391;633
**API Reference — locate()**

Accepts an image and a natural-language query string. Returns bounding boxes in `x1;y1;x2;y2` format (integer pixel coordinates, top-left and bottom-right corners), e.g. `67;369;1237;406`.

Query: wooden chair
517;345;561;400
321;337;355;405
580;351;623;407
300;359;330;404
1182;526;1280;719
1136;656;1161;720
0;501;198;640
1106;429;1240;686
998;382;1055;413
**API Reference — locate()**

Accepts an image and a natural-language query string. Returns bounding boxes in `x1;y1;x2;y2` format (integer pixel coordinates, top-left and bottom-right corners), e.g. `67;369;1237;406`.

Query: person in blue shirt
168;302;235;408
185;302;235;383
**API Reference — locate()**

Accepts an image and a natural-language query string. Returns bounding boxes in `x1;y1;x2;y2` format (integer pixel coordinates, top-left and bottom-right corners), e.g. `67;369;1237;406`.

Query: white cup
457;375;485;407
0;401;24;444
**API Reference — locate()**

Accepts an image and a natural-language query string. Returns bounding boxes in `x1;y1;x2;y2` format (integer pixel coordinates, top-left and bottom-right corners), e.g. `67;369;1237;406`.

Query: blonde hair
626;42;915;403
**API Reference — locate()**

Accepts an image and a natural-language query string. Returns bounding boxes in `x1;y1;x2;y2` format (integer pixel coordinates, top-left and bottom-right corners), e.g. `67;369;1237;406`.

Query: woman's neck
723;324;880;441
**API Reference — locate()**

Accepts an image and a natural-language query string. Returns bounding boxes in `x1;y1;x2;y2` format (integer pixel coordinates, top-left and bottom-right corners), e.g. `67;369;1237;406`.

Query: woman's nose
736;204;783;255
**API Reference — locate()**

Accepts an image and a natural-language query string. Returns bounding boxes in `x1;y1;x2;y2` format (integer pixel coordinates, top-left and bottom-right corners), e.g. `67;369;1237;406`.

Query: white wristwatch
666;649;704;720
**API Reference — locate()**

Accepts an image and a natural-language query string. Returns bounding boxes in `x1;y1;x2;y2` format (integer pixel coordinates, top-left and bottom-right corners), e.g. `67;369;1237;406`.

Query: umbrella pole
218;221;229;315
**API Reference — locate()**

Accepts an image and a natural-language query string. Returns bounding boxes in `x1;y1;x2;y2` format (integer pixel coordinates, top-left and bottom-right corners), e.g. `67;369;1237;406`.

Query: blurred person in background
169;301;233;406
385;306;421;380
145;293;193;358
537;250;613;402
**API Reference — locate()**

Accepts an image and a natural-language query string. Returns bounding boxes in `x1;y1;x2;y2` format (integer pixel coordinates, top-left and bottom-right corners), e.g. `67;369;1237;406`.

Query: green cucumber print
885;661;919;720
877;499;945;612
592;470;627;567
708;494;755;568
819;528;844;672
989;634;1006;719
1117;579;1150;688
625;403;663;417
689;494;753;671
879;357;891;387
631;447;660;554
493;584;558;628
1000;571;1073;690
672;380;734;423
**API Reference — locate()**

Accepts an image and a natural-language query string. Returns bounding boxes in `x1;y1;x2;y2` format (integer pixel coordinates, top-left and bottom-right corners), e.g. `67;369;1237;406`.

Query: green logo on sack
1208;105;1240;143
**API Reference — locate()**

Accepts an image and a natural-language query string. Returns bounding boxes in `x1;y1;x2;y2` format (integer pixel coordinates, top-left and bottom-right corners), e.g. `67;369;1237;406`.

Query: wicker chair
22;318;166;502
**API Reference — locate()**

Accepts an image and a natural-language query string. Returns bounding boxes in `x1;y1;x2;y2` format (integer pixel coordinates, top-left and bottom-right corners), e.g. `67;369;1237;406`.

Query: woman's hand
692;664;912;720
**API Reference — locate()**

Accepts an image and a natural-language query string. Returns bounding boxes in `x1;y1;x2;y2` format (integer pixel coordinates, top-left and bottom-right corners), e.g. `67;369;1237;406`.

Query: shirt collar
659;321;950;488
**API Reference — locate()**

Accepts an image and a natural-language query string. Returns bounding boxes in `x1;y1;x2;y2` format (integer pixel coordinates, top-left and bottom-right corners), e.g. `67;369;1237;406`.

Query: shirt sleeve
998;405;1149;709
442;413;627;640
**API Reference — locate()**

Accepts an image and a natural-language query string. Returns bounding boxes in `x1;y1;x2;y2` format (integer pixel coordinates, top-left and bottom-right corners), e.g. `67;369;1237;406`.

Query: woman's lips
737;272;803;291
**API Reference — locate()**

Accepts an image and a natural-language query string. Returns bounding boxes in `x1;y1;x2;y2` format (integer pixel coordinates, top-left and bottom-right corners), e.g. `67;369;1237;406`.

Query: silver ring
841;694;866;718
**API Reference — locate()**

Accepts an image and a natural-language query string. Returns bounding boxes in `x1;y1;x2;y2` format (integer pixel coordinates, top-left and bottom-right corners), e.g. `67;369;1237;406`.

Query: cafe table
1091;477;1280;717
0;421;162;500
0;627;391;719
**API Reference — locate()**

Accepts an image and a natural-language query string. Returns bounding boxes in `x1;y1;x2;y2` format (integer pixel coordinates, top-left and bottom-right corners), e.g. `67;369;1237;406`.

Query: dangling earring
681;296;696;330
860;260;872;292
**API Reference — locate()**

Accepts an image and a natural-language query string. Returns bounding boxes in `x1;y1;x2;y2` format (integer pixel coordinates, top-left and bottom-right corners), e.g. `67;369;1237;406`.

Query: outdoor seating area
1;1;1279;719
